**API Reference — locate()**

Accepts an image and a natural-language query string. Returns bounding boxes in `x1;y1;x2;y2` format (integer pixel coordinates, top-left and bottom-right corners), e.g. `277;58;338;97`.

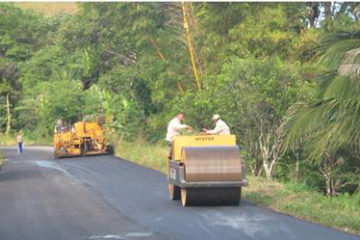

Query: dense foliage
1;2;360;197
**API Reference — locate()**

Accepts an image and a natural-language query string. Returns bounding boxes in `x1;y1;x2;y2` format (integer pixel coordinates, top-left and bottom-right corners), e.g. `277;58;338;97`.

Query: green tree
217;57;304;179
284;28;360;195
0;4;59;133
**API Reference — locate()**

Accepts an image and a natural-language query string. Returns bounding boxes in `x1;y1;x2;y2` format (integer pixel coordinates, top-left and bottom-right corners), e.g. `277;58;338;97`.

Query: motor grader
53;120;111;158
167;134;247;207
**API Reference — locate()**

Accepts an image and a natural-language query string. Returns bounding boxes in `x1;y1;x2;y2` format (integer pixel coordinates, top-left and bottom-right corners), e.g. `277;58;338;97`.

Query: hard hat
212;114;220;120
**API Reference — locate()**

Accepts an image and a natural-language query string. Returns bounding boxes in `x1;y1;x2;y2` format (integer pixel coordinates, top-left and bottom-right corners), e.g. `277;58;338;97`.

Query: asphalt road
0;146;358;240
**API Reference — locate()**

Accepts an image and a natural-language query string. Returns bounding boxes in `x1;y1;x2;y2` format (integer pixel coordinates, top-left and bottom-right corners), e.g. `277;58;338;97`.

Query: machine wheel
54;151;59;159
168;183;180;200
106;145;114;155
83;142;88;156
181;188;189;207
239;187;242;204
181;187;241;207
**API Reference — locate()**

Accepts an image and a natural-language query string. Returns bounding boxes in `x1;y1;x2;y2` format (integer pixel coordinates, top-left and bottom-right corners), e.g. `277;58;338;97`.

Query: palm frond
338;47;360;75
317;39;360;70
316;30;360;56
284;74;360;161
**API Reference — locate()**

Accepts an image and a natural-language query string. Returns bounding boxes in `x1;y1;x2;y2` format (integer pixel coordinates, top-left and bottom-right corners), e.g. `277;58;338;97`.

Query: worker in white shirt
166;112;192;159
202;114;230;135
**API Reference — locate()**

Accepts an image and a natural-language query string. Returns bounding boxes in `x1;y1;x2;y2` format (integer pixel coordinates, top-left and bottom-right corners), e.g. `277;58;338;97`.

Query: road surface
0;146;358;240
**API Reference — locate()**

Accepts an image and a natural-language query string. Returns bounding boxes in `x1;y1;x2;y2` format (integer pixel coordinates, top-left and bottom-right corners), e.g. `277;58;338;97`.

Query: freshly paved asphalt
0;146;358;240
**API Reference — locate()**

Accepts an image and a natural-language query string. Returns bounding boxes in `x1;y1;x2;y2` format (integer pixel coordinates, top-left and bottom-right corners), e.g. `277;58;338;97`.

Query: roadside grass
0;133;52;147
15;3;77;16
113;138;360;235
245;176;360;235
113;136;168;173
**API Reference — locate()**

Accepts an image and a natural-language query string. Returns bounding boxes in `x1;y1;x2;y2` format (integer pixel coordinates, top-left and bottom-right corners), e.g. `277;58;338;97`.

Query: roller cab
167;135;248;207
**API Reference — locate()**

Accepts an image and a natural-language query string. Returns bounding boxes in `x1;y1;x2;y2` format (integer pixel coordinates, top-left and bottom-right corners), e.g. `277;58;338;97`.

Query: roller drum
182;146;242;182
168;183;181;200
181;187;241;206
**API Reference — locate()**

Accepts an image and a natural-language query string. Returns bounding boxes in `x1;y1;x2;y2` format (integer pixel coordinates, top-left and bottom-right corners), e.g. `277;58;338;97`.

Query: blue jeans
18;142;23;153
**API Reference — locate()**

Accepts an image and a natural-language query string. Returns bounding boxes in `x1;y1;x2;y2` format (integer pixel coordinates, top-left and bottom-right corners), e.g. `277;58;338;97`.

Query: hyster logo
170;169;176;179
195;136;215;141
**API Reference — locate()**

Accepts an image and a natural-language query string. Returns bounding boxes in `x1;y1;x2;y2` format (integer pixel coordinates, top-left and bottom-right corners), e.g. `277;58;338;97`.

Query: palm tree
284;31;360;196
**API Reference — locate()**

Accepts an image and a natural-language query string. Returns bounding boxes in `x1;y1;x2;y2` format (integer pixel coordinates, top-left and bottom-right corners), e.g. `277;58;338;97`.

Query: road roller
54;120;112;158
167;135;248;207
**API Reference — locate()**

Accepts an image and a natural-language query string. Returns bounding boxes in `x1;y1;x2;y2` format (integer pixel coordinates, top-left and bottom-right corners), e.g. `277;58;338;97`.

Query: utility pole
181;2;201;90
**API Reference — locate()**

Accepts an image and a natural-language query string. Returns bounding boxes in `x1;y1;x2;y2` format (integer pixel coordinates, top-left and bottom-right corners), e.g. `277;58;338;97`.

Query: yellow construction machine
167;135;247;207
54;120;112;158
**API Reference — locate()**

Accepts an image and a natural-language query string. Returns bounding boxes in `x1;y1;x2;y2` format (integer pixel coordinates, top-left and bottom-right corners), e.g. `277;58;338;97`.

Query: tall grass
15;3;77;16
113;136;168;173
113;138;360;235
0;133;52;146
246;177;360;234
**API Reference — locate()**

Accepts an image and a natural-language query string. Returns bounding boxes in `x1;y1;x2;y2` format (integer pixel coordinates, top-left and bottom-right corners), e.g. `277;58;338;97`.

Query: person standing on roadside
17;131;23;154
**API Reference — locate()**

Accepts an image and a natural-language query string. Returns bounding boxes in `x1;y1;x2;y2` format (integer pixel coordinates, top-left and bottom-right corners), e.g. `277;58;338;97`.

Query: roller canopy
181;146;242;182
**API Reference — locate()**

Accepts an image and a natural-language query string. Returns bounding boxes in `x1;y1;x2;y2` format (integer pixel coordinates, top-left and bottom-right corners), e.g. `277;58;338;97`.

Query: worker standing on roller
202;114;230;135
166;112;192;159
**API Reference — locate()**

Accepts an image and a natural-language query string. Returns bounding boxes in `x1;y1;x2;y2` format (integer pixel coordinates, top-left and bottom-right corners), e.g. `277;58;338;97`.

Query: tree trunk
259;131;276;179
258;120;283;180
325;174;332;196
324;2;332;19
5;93;11;135
309;3;319;27
295;160;299;182
336;2;349;18
263;162;272;179
320;156;335;197
150;37;166;61
321;163;332;196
